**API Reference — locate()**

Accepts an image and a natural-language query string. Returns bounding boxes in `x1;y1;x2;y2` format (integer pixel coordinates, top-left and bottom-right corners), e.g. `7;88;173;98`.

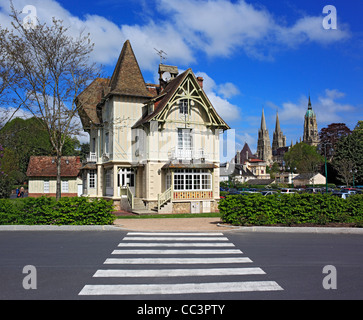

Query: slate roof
77;78;109;128
108;40;151;98
27;156;82;178
76;40;153;128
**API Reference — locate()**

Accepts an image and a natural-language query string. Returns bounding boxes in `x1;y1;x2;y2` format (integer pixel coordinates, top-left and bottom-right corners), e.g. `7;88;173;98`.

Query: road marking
122;237;229;241
104;257;253;264
118;242;235;247
127;232;224;236
79;281;283;296
93;267;266;278
111;249;243;255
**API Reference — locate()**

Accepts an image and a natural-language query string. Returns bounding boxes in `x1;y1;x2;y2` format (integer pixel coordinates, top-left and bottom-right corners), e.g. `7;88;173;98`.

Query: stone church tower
272;111;286;152
303;96;319;146
257;109;272;163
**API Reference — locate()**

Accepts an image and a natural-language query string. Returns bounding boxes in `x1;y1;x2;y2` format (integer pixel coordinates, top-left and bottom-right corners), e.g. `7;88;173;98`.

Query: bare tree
0;4;101;200
334;158;355;187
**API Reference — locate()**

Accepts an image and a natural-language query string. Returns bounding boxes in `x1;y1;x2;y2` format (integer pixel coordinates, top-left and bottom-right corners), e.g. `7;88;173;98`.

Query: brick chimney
197;76;204;89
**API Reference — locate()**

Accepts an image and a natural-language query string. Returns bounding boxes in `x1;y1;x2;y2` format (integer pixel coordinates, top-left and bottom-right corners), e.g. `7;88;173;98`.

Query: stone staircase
131;197;172;215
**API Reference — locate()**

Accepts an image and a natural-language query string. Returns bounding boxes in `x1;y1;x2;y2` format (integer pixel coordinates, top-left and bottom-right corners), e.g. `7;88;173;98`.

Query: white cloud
218;83;240;99
195;72;240;122
277;89;356;125
1;0;351;69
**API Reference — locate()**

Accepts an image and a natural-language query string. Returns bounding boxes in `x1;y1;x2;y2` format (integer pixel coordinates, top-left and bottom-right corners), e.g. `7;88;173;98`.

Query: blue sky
1;0;362;154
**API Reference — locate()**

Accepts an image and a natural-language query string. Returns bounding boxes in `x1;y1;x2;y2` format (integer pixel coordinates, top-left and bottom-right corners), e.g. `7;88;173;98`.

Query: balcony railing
169;147;205;160
87;152;97;162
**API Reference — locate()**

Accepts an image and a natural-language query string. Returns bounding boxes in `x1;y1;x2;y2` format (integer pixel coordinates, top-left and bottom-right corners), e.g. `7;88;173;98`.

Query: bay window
168;169;212;191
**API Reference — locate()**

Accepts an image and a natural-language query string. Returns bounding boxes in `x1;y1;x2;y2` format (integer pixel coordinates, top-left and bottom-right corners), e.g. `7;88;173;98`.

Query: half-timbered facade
77;40;229;213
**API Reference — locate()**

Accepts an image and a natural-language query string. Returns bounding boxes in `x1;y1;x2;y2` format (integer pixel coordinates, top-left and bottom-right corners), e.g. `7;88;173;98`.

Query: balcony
87;152;97;162
169;147;205;160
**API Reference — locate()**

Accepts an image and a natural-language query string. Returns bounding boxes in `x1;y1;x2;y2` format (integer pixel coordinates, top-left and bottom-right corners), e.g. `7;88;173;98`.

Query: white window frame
44;180;50;193
169;169;212;191
61;180;69;193
89;170;96;189
179;99;189;115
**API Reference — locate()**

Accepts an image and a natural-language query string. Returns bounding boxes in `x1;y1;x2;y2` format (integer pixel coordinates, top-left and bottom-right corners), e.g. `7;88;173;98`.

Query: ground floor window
61;180;69;193
167;169;212;191
89;170;96;189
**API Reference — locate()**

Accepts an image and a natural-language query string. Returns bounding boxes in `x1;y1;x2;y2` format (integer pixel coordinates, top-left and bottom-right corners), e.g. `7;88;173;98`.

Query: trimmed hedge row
0;196;116;225
219;193;363;226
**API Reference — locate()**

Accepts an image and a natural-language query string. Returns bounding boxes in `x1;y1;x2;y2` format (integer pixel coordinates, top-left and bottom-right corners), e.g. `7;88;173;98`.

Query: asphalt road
0;230;363;301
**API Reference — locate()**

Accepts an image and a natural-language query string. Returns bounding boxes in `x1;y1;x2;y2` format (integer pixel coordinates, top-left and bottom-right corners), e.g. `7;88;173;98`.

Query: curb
221;225;363;234
0;224;362;234
0;225;122;231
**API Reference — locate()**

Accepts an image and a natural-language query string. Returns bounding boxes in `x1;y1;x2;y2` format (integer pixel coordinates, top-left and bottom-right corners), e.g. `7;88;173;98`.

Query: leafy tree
334;121;363;185
0;117;80;184
319;123;352;159
0;145;13;198
284;142;324;174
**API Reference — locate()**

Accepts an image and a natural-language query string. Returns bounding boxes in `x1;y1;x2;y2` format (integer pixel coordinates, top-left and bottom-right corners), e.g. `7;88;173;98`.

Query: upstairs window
179;99;189;115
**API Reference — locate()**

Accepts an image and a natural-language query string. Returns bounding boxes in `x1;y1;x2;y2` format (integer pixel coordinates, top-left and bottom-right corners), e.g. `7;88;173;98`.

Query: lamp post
319;142;332;194
351;168;358;187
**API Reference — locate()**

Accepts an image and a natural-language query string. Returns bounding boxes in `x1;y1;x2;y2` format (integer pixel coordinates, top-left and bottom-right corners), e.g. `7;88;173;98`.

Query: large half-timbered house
77;40;229;213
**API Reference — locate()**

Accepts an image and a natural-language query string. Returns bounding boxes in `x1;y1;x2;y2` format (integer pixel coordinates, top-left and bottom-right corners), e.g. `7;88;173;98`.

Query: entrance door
118;168;135;196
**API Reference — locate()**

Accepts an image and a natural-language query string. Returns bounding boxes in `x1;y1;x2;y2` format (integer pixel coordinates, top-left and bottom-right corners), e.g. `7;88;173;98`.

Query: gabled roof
109;40;151;98
27;156;82;178
132;68;230;130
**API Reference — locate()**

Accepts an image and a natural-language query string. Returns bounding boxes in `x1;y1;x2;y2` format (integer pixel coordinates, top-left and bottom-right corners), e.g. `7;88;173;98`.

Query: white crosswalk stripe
79;232;283;296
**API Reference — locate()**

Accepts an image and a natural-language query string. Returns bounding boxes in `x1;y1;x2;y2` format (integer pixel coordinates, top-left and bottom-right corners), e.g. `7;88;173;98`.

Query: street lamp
351;168;358;187
319;142;333;194
287;166;297;186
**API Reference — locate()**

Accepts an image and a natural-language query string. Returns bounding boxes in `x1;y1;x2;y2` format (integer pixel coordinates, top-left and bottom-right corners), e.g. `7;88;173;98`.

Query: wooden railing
126;185;134;210
157;187;172;211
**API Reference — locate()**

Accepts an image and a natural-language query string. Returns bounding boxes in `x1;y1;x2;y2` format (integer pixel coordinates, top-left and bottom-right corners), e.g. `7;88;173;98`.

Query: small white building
293;173;326;187
26;156;82;197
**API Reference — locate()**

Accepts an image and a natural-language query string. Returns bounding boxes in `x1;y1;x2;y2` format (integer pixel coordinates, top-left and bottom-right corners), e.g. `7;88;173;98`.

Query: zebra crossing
79;232;283;297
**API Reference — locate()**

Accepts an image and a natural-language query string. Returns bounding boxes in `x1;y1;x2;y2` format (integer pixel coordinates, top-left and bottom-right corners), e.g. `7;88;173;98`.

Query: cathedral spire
308;95;312;109
274;111;281;133
303;95;319;146
257;108;272;164
272;111;286;153
260;109;267;131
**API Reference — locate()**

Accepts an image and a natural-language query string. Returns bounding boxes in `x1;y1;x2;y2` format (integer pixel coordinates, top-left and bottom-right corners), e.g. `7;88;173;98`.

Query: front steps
131;197;172;215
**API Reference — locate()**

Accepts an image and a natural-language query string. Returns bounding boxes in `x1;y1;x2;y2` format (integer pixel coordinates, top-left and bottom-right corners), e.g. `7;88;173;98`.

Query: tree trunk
56;153;61;201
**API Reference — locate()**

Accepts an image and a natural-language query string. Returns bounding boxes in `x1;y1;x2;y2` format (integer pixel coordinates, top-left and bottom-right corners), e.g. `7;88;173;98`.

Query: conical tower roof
109;40;151;98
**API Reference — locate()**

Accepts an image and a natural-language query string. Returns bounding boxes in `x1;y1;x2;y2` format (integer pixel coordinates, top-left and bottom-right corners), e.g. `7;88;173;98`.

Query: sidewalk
113;217;235;231
113;218;363;234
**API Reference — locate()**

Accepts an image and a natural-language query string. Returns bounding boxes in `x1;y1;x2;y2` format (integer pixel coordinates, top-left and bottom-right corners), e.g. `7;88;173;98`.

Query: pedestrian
20;186;24;198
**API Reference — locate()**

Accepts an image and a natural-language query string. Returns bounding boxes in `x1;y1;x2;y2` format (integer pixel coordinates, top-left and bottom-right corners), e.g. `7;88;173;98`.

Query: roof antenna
154;48;167;64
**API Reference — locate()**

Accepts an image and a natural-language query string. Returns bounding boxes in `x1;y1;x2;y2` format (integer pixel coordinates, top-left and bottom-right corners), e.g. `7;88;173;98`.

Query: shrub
0;196;116;225
219;193;363;226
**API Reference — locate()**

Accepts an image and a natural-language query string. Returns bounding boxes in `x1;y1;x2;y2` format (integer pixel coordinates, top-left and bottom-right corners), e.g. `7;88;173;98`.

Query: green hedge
0;197;116;225
219;193;363;226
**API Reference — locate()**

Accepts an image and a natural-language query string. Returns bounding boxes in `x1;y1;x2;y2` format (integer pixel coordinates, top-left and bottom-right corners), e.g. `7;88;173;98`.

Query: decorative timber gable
133;69;230;130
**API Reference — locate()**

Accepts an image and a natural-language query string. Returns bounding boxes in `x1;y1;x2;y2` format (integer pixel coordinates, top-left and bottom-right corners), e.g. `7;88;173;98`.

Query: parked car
332;192;351;199
280;188;296;194
260;191;277;196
